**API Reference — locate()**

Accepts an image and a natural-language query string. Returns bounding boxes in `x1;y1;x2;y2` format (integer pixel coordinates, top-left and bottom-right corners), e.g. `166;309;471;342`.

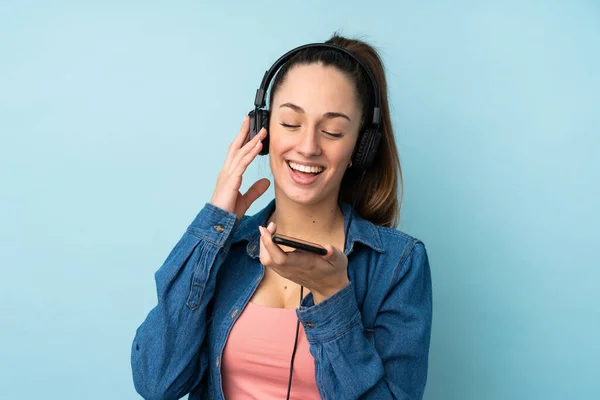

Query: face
268;63;362;206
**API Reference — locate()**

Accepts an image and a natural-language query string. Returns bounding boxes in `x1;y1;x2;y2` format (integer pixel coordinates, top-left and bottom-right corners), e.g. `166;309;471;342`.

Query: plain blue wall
1;1;598;398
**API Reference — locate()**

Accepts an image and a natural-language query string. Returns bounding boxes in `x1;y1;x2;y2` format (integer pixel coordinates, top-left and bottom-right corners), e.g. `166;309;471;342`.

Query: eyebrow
279;102;351;122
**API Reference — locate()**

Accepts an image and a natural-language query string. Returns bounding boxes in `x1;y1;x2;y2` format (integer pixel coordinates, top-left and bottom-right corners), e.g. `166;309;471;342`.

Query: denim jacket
131;199;432;400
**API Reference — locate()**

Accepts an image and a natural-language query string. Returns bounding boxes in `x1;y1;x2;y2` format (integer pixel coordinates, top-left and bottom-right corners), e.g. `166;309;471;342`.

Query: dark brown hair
268;33;403;228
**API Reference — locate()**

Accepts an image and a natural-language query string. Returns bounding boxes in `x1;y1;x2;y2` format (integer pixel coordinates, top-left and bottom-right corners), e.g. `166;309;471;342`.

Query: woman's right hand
210;116;270;220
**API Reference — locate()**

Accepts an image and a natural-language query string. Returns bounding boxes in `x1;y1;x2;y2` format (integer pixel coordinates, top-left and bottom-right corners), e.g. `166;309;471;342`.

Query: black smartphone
271;233;328;256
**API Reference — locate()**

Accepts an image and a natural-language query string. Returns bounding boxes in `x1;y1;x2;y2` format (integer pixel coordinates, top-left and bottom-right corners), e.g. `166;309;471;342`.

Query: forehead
272;63;360;117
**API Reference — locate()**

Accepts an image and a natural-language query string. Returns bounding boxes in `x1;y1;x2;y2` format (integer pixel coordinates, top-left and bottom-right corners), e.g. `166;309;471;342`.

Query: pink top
221;301;321;399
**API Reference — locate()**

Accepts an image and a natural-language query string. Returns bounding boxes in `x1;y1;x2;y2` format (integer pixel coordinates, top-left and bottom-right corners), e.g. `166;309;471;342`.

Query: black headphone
248;42;382;170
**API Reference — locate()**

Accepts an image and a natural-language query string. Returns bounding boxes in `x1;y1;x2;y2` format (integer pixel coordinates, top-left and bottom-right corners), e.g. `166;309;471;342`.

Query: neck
267;191;345;245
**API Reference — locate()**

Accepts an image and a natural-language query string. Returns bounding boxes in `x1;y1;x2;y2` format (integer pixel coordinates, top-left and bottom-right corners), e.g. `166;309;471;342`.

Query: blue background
1;1;598;398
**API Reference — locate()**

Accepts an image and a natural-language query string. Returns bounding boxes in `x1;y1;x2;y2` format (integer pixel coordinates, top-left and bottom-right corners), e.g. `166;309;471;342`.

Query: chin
285;190;322;205
277;177;340;207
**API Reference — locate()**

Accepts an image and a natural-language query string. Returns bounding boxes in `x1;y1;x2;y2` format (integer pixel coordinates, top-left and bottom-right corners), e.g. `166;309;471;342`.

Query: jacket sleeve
131;203;239;400
296;240;433;400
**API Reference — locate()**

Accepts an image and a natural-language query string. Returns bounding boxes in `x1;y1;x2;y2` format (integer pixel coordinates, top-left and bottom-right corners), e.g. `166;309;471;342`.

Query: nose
296;128;322;158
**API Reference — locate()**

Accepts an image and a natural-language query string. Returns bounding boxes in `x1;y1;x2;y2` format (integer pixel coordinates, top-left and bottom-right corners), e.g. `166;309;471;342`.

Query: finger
231;127;266;167
233;142;263;180
229;128;266;171
266;221;276;235
232;116;251;149
321;244;344;264
225;116;251;165
258;226;278;267
243;178;270;207
259;226;287;264
233;138;264;175
258;230;271;265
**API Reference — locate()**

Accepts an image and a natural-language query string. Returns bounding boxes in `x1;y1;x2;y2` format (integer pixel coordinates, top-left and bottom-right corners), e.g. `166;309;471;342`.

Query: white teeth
288;161;324;174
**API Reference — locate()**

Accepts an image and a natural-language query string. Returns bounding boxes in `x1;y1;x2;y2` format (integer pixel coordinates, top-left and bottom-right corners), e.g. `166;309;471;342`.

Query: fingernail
259;226;264;235
267;222;275;231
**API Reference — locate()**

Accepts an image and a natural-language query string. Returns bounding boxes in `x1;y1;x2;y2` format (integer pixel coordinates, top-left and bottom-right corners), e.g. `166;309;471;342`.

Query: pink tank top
221;301;321;399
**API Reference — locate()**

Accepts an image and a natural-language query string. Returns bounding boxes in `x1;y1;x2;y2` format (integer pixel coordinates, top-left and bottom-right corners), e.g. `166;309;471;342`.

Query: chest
248;266;308;308
209;242;383;342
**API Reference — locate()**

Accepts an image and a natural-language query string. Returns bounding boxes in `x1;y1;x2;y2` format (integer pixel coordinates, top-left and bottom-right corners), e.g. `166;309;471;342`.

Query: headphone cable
286;285;304;400
285;170;367;399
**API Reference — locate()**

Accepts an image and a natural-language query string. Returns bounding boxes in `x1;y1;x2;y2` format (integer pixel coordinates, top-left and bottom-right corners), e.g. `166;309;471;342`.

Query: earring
347;160;353;168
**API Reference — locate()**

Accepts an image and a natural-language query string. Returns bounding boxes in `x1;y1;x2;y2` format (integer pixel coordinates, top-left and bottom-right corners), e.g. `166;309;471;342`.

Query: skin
258;63;363;305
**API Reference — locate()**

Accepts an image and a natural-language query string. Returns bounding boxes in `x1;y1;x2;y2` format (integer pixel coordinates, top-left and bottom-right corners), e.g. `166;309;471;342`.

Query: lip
286;160;323;186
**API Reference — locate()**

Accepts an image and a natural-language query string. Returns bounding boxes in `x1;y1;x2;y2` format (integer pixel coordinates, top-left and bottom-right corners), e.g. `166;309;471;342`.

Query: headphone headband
253;43;381;127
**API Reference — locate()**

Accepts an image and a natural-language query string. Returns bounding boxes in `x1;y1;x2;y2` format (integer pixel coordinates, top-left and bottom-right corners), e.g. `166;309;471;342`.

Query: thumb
243;178;270;207
266;221;277;234
322;244;343;263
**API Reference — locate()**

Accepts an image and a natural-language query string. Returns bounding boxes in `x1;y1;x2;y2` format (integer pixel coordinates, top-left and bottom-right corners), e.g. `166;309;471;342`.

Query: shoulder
350;210;427;269
351;221;431;319
370;224;429;285
375;224;422;248
374;224;427;259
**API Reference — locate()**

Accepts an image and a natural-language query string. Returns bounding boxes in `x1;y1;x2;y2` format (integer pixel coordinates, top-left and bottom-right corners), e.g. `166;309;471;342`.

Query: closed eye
280;123;343;138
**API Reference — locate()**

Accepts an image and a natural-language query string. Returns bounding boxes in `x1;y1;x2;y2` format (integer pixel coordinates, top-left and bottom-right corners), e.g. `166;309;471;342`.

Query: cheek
267;126;291;154
267;128;291;175
325;141;357;168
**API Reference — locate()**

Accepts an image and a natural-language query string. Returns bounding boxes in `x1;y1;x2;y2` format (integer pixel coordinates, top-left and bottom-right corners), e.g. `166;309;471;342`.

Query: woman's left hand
259;222;350;304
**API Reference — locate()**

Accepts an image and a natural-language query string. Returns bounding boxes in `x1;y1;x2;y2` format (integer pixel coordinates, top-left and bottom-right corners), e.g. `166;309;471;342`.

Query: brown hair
268;32;403;228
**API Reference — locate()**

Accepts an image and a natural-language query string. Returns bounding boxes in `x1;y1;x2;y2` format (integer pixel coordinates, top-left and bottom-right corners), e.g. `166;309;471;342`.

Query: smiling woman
131;33;433;400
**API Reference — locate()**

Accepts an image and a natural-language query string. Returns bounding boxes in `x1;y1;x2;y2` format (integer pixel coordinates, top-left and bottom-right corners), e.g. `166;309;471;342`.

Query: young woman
131;34;432;400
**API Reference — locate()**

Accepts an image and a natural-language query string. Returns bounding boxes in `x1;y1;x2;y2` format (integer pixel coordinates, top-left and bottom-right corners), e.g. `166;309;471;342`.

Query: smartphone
271;233;328;256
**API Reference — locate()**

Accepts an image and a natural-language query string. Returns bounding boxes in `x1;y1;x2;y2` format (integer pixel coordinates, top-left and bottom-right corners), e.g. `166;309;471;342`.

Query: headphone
248;42;382;400
248;42;383;171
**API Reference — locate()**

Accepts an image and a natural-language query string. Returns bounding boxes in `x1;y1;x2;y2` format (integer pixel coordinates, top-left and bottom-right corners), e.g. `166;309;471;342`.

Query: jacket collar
231;198;385;259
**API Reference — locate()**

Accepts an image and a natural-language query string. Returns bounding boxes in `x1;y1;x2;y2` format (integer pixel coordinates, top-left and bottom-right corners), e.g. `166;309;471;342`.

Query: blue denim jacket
131;199;432;400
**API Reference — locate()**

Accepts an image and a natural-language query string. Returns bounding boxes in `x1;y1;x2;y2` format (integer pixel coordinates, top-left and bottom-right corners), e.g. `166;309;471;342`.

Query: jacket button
305;322;315;328
213;225;225;233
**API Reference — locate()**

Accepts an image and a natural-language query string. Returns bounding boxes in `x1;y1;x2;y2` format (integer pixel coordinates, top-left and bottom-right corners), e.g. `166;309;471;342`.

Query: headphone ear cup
353;128;381;169
248;109;270;155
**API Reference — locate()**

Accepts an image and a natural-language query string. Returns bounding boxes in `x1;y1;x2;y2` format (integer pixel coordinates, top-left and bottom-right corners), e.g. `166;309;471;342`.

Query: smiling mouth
286;161;325;175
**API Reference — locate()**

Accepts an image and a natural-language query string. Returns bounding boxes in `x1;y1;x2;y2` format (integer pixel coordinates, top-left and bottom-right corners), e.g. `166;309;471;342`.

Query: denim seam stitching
386;238;419;294
299;284;353;317
307;314;362;343
186;212;235;248
205;204;237;218
315;346;327;400
186;243;214;310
